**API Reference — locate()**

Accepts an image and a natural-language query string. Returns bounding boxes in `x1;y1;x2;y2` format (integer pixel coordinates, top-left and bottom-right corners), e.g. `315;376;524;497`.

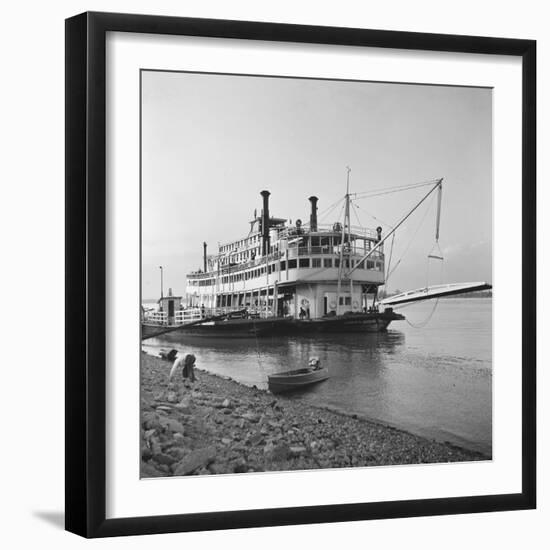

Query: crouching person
169;353;197;387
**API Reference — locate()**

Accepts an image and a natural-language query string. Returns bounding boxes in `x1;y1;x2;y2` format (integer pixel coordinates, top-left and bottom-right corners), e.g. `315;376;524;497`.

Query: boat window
299;258;310;268
320;236;331;249
334;258;340;268
367;260;375;270
312;258;321;268
311;237;320;247
323;258;332;268
280;260;286;271
288;259;297;269
345;297;351;305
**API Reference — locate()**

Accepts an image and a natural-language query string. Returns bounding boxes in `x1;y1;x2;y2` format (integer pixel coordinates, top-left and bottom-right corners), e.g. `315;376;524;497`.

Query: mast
336;167;351;315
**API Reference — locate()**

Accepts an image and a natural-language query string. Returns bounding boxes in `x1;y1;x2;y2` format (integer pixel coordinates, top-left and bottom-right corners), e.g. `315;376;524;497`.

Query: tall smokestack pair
261;190;270;256
259;192;318;254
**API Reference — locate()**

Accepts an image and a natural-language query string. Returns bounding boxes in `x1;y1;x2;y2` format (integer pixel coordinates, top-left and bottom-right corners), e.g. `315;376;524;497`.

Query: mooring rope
404;298;440;328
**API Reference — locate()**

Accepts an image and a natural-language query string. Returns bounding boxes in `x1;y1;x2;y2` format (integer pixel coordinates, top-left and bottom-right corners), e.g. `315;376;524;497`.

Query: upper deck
187;222;384;292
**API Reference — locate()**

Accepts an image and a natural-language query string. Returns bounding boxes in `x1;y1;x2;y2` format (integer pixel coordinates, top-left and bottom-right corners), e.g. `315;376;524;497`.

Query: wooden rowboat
267;367;329;394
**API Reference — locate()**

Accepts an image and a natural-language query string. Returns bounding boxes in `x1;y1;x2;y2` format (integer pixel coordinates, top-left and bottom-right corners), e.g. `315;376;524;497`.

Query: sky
141;70;492;299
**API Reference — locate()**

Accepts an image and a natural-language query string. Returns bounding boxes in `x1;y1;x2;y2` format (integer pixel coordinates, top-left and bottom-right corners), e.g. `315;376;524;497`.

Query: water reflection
143;299;492;455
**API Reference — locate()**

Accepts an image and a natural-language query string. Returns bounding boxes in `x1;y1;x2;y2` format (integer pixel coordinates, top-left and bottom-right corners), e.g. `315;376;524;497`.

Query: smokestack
309;196;318;232
203;242;207;272
260;190;270;255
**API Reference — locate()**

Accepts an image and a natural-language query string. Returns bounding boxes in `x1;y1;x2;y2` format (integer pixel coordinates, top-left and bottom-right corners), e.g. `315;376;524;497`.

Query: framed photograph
65;11;536;538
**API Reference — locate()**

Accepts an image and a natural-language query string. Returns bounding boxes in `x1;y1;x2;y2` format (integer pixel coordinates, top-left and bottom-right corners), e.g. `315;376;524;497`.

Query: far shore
141;352;489;477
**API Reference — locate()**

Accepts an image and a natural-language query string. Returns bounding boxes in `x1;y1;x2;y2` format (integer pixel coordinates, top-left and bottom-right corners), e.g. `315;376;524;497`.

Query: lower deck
186;281;382;321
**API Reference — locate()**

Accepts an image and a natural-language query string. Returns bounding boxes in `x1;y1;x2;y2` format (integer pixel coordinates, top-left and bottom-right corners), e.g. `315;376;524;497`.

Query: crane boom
348;178;444;276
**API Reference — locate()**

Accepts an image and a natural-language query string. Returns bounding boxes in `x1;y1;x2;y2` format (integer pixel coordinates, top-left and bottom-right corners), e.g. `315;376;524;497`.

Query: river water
143;298;492;455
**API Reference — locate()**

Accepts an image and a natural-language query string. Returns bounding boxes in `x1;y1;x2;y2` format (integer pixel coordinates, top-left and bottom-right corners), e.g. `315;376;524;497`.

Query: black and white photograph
140;70;493;478
0;0;545;543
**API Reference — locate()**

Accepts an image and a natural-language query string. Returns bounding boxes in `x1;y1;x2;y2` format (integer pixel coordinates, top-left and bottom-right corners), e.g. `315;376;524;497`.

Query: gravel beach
140;352;488;477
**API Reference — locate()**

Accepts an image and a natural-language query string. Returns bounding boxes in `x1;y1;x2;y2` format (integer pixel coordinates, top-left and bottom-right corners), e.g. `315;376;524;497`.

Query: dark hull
291;311;404;333
142;310;404;339
141;323;175;339
171;317;295;338
142;317;294;339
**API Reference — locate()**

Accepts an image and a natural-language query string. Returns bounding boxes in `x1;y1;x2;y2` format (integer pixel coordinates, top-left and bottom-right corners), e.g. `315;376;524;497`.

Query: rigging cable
350;200;365;229
351;179;439;198
386;192;437;280
353;202;395;230
385;232;396;286
398;188;445;329
396;247;444;329
402;299;441;329
352;179;438;199
318;196;345;219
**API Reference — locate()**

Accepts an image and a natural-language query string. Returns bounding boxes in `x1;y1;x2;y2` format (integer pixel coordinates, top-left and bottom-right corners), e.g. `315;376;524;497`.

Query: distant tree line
441;289;492;298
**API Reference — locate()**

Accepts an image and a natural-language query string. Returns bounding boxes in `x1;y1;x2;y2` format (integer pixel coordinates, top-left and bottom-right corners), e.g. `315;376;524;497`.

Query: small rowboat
268;366;329;394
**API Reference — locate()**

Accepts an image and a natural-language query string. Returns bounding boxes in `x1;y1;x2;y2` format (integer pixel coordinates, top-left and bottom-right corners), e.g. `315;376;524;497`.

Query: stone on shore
140;352;489;478
173;446;217;476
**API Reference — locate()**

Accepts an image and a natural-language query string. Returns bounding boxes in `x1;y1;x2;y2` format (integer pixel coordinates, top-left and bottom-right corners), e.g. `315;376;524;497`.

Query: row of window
190;257;382;287
219;233;261;254
217;235;380;267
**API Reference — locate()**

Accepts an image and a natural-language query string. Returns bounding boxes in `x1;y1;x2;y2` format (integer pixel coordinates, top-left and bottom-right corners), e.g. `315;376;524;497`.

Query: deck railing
145;311;168;325
279;223;379;240
145;306;276;326
174;309;203;324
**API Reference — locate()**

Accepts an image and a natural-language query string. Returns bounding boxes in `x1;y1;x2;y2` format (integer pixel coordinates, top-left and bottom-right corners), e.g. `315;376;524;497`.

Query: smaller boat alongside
268;357;329;394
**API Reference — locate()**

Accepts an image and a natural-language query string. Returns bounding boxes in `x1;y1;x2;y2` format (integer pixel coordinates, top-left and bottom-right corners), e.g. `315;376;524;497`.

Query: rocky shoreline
141;352;488;477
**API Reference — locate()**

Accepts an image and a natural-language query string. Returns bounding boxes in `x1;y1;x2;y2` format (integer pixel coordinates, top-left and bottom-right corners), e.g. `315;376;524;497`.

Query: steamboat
142;176;491;339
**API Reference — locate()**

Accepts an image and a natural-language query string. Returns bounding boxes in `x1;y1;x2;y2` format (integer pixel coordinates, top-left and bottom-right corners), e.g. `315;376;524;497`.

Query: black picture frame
65;11;536;538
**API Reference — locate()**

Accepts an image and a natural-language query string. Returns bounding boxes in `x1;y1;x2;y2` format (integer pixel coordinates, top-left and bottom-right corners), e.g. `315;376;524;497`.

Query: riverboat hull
142;323;174;340
169;317;295;338
291;310;404;333
141;310;403;339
